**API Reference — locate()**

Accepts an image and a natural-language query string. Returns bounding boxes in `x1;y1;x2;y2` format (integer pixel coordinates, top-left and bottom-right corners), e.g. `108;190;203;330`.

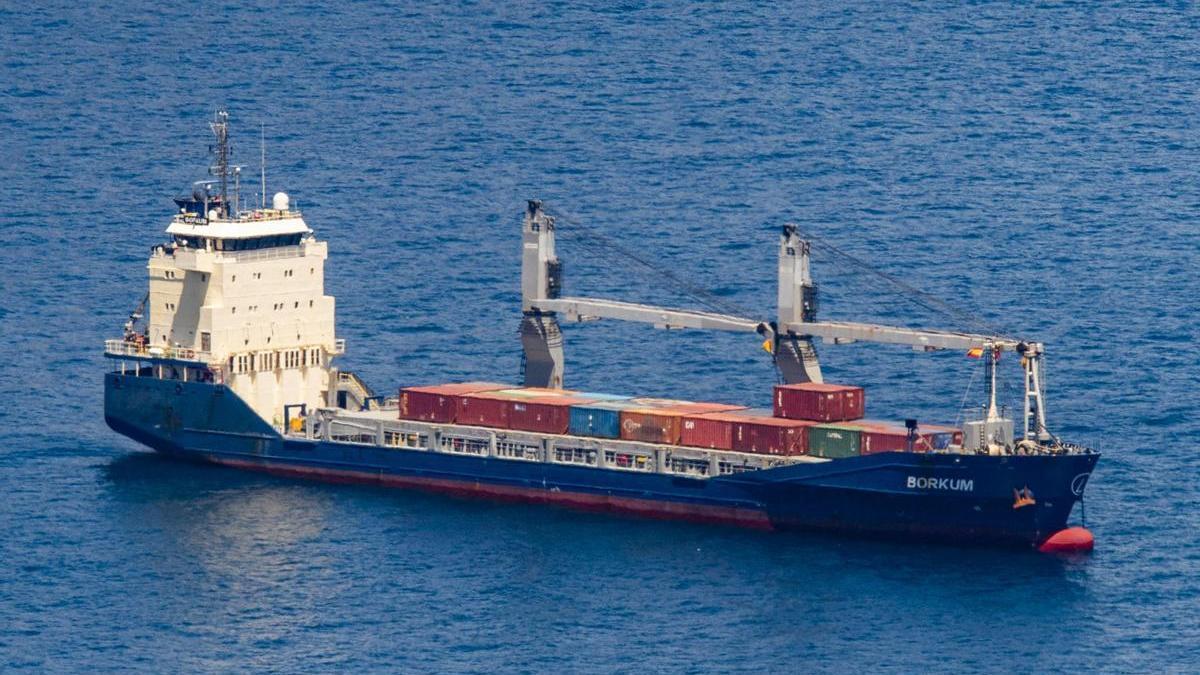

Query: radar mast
209;110;231;218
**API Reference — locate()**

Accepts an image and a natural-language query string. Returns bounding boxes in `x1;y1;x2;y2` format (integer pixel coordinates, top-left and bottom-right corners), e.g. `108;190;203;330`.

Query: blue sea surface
2;1;1198;671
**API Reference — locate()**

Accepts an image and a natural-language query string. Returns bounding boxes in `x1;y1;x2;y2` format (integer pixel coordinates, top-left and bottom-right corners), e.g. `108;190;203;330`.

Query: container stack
457;388;592;434
680;409;815;456
398;381;961;459
618;398;746;445
398;382;509;423
568;399;636;438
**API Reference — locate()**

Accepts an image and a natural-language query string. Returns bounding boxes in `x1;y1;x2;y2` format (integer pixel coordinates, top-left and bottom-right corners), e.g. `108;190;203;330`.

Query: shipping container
773;383;865;422
732;416;817;456
456;391;515;428
572;392;632;401
854;421;913;455
679;412;743;450
808;424;862;458
920;424;964;450
507;396;593;434
621;400;747;445
629;397;745;415
620;408;684;444
494;387;579;398
399;381;509;422
849;420;966;455
569;400;639;439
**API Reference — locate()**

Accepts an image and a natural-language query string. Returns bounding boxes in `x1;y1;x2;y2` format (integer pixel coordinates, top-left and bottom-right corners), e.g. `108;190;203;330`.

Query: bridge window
213;234;304;252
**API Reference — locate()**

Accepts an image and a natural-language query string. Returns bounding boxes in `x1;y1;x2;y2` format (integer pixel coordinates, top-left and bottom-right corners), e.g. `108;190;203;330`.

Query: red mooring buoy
1038;527;1095;553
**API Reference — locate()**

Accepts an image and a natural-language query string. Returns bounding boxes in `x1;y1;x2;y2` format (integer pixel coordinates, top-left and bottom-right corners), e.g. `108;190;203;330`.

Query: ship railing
104;339;212;363
172;209;302;227
290;410;817;479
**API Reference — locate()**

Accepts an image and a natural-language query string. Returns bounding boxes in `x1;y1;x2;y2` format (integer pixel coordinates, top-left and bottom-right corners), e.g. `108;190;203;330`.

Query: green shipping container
808;424;862;458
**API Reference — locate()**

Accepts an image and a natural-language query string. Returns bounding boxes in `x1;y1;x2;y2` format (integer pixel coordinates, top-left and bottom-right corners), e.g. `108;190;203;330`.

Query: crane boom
516;199;1050;443
534;297;1022;352
531;297;762;333
785;321;1022;352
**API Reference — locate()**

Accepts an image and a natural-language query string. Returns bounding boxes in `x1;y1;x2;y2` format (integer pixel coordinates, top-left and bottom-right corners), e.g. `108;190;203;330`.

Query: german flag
966;347;984;359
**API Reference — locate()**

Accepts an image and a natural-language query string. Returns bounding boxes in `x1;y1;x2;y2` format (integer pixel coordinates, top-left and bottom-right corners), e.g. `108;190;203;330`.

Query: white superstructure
105;111;344;427
143;206;340;425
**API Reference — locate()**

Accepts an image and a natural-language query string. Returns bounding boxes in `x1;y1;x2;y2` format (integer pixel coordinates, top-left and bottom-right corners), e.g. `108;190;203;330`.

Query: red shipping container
496;387;580;398
399;382;509;422
456;391;515;428
855;422;912;455
773;383;865;422
507;396;593;434
851;421;964;455
679;412;744;450
732;416;816;456
921;424;964;450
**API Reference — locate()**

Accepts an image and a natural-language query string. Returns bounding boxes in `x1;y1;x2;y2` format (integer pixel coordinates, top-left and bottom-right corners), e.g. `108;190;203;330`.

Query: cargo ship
104;113;1099;552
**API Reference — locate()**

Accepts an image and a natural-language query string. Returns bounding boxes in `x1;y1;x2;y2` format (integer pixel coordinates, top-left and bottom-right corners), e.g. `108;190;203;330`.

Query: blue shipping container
568;400;637;438
573;392;633;402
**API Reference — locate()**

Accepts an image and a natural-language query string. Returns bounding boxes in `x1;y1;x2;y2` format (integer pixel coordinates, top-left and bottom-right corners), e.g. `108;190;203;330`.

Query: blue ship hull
104;373;1099;548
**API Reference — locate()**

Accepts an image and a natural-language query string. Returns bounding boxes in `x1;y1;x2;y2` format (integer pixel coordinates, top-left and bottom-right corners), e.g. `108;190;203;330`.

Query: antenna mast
209;110;231;218
260;123;267;209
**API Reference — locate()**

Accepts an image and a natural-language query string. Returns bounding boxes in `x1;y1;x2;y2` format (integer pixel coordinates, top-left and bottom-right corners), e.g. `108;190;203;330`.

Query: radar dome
273;192;290;211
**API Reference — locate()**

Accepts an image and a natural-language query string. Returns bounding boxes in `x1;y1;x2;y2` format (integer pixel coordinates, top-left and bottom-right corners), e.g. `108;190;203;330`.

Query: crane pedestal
520;312;564;389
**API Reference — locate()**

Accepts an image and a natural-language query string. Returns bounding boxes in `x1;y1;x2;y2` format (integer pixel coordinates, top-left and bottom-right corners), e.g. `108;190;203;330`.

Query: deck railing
104;339;212;363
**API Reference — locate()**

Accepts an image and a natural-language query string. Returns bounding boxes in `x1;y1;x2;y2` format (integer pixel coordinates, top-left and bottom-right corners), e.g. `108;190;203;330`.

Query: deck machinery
103;113;1097;552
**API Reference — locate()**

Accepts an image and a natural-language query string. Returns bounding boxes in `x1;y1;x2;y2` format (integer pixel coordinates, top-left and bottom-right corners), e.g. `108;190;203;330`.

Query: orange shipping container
620;408;683;444
623;400;746;445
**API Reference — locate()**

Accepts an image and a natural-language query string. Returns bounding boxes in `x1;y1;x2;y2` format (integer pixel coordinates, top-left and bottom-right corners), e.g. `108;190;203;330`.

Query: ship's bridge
167;206;310;246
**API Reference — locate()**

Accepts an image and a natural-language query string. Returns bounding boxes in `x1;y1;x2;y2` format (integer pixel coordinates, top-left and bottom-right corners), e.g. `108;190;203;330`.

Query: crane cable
548;204;761;320
789;227;1014;339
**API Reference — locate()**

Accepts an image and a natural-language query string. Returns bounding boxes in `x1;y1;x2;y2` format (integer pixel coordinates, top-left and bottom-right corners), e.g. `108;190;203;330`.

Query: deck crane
518;201;1052;449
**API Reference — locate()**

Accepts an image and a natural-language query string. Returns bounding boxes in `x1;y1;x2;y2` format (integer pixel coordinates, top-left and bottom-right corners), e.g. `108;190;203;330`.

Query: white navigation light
273;191;290;211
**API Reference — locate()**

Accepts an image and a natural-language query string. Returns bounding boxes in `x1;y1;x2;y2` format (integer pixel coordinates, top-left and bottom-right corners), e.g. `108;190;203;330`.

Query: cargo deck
291;405;828;480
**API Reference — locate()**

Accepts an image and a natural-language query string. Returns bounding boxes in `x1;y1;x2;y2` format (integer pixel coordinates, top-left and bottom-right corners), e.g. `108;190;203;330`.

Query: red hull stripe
210;456;774;530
